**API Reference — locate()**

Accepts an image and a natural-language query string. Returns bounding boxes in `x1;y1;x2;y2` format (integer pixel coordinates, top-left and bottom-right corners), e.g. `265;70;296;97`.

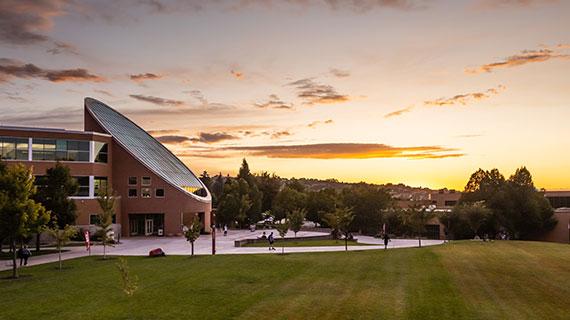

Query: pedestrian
382;233;390;250
18;245;32;266
223;224;228;236
268;232;276;251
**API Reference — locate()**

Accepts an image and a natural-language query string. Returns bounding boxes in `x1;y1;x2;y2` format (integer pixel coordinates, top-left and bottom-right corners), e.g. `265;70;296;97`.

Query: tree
44;224;77;270
274;219;290;254
340;184;392;235
400;204;434;248
183;216;202;256
324;207;354;251
0;164;50;278
454;202;491;238
96;186;116;260
306;188;337;227
34;162;78;251
288;208;306;238
272;185;307;220
256;172;281;213
116;257;139;296
237;159;262;225
210;173;225;208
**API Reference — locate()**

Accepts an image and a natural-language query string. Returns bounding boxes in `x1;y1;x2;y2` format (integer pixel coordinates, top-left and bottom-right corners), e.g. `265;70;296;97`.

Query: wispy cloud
384;106;414;118
191;132;241;144
254;94;293;109
288;78;349;105
424;85;506;107
94;89;114;97
219;143;463;160
0;106;83;128
329;68;350;78
308;119;334;128
473;0;558;10
148;129;180;135
270;130;292;139
156;135;191;144
466;46;570;74
46;41;79;55
129;94;185;106
130;73;162;82
0;58;105;83
230;69;244;80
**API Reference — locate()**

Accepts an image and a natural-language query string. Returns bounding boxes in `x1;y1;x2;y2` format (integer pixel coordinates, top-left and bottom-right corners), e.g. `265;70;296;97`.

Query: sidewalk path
0;230;443;271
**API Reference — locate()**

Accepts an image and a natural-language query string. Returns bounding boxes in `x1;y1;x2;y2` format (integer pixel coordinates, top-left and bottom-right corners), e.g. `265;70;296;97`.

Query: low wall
235;234;332;247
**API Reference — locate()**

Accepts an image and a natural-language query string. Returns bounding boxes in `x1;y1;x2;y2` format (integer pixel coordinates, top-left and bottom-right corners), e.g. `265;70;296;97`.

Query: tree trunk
281;244;284;255
418;236;422;248
11;239;18;279
36;233;41;252
191;242;194;256
345;235;348;252
103;243;107;260
58;247;62;270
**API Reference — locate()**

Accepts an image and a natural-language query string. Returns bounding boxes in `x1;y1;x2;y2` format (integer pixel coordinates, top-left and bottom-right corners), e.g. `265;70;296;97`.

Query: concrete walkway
0;230;443;271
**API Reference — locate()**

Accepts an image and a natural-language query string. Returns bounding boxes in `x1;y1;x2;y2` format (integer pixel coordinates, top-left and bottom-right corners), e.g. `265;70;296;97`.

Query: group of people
16;245;32;266
258;231;276;251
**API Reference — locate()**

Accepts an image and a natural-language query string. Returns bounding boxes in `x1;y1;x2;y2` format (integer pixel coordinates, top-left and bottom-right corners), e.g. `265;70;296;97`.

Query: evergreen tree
35;163;79;230
256;172;281;213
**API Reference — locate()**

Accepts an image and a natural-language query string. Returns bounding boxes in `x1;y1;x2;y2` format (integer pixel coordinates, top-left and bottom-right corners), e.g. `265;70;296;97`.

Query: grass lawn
1;241;569;320
0;249;67;260
243;239;371;247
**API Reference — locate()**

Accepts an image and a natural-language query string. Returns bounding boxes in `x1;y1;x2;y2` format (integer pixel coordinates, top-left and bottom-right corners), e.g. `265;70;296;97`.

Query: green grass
0;241;569;320
0;249;67;260
243;239;371;247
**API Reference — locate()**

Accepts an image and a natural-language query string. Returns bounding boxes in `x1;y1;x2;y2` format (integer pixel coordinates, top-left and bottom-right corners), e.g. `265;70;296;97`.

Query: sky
0;0;569;190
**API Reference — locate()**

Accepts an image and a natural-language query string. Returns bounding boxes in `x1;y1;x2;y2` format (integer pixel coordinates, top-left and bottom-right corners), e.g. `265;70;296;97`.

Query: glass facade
94;176;108;196
32;138;89;161
75;176;90;197
86;98;206;197
0;136;28;160
94;141;108;163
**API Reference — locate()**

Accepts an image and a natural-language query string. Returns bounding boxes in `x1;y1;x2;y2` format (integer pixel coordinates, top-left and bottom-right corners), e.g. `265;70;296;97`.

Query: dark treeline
202;160;557;240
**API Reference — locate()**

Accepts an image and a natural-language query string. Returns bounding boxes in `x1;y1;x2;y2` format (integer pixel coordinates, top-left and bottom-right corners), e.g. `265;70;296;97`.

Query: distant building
0;98;211;237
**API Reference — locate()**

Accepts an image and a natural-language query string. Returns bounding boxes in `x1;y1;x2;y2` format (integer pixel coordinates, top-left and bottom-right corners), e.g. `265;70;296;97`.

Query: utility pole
211;211;216;255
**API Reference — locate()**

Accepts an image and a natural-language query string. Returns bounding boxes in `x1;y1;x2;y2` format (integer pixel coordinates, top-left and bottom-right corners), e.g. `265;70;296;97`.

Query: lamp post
211;211;216;255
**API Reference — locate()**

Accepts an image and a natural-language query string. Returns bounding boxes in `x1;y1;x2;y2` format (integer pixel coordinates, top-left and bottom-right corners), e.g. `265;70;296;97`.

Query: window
94;177;108;196
0;137;28;160
89;214;101;225
141;188;151;198
74;176;90;197
444;200;457;207
32;138;89;161
128;188;137;198
94;142;108;163
155;188;165;198
128;176;137;185
141;176;151;186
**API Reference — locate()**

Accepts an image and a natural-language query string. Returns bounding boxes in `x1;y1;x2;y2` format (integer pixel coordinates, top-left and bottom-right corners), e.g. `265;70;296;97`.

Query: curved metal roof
85;97;210;202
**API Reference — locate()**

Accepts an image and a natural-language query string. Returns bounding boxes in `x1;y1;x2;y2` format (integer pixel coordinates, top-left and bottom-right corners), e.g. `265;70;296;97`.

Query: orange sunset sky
1;0;569;190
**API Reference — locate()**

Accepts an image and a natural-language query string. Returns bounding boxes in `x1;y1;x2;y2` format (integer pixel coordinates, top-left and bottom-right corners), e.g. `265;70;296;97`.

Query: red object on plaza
149;248;166;257
84;230;90;250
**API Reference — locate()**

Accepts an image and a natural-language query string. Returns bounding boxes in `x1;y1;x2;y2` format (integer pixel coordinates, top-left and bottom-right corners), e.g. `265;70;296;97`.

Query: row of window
128;188;165;198
128;176;151;186
0;136;108;163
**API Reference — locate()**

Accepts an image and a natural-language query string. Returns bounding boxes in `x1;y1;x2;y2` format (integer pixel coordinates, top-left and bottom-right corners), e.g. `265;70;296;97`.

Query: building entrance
129;214;164;236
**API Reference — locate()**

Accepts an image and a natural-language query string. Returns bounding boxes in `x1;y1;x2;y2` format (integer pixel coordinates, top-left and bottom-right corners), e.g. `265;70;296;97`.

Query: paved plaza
0;229;443;271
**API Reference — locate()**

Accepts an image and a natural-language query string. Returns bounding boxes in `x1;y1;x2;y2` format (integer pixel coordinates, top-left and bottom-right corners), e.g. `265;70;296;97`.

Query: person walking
18;245;32;266
223;225;228;237
268;232;276;251
382;233;390;250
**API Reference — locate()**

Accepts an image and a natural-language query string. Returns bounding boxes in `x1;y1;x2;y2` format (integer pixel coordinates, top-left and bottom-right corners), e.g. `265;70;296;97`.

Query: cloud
156;135;191;144
473;0;558;10
308;119;334;128
94;89;114;97
148;129;180;135
228;0;423;12
329;68;350;78
455;134;483;138
230;69;244;80
220;143;463;160
254;94;294;110
288;78;349;105
0;0;69;45
0;106;83;128
191;132;241;144
129;94;185;106
130;73;162;82
270;130;292;139
0;58;105;83
384;106;414;118
46;41;79;55
424;85;505;107
466;48;570;74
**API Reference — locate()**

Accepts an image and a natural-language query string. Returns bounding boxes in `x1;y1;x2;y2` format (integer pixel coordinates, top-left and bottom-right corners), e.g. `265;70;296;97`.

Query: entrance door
145;219;154;236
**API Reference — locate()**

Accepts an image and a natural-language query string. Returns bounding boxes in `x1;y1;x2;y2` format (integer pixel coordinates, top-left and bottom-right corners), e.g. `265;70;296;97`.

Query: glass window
94;142;108;163
142;176;151;186
89;214;101;225
32;138;89;161
74;176;90;197
155;188;165;198
94;177;108;196
141;188;151;198
128;176;137;185
128;188;137;198
0;137;28;160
